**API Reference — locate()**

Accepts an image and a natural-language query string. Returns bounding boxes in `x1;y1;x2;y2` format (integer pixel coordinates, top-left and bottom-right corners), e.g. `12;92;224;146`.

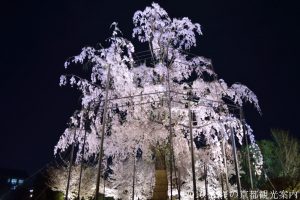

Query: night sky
1;0;299;174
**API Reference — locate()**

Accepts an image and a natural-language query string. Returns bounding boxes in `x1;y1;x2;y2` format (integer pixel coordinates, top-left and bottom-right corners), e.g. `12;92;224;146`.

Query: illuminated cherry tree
54;3;263;199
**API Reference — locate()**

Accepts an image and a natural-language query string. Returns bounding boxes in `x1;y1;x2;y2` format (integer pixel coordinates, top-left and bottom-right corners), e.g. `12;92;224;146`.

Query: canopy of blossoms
54;3;263;200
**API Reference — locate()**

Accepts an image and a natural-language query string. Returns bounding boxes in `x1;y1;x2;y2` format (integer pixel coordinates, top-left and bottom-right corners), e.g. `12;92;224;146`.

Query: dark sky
0;0;299;174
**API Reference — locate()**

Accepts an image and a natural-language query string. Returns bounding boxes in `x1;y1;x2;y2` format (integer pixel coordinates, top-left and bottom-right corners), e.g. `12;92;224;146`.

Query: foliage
257;140;281;178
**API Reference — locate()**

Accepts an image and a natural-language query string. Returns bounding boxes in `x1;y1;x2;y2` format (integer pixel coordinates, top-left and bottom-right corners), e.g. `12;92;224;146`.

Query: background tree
271;129;299;190
241;129;300;191
271;129;300;179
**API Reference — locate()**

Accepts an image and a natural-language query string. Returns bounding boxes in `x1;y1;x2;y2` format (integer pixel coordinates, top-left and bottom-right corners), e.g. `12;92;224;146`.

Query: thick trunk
152;151;168;200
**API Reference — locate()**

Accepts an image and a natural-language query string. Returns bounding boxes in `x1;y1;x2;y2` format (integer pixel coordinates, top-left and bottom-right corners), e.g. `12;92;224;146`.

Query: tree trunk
152;150;168;200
